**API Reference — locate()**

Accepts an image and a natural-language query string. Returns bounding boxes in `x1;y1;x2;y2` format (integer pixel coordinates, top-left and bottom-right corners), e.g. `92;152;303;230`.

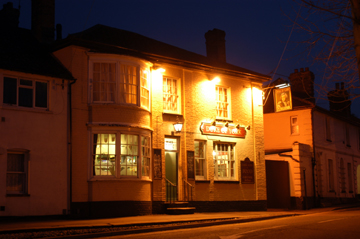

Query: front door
165;137;178;201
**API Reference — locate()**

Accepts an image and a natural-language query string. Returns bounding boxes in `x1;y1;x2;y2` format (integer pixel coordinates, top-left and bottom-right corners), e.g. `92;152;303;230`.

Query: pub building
54;25;270;217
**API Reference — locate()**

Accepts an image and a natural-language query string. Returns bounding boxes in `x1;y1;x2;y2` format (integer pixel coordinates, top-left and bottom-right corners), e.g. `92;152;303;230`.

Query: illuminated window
290;116;299;135
3;77;48;109
195;140;206;179
6;150;29;195
90;57;150;110
93;63;116;102
328;159;334;191
216;86;230;119
163;77;180;113
213;142;235;180
140;69;150;109
92;132;151;179
120;65;137;104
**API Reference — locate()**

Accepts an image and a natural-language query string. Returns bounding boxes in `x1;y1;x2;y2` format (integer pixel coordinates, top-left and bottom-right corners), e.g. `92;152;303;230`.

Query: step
166;207;196;215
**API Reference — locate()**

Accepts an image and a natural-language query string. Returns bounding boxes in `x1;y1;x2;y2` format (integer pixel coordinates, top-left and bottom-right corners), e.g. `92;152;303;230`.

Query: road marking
318;218;345;224
219;225;285;239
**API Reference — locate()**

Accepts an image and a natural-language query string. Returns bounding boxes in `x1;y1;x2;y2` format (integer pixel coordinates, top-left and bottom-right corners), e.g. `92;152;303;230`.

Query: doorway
165;137;179;201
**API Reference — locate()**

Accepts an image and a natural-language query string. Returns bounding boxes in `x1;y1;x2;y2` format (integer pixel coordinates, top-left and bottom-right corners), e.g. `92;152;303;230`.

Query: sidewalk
0;206;341;234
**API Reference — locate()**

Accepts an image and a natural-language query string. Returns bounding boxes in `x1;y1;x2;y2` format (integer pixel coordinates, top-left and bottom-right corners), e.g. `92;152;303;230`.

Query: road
98;207;360;239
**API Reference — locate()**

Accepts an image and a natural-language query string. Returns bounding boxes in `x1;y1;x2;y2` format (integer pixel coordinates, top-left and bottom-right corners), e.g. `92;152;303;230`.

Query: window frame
2;76;49;110
6;149;29;195
213;142;236;180
90;129;151;180
89;55;151;110
163;76;181;114
215;85;231;120
194;140;207;180
290;115;299;135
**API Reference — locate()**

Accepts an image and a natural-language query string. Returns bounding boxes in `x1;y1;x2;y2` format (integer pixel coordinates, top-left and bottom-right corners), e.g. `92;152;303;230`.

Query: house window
6;151;29;194
328;159;334;191
345;124;351;147
195;140;206;179
120;65;137;104
92;132;151;179
213;142;235;180
92;63;116;102
325;117;331;141
140;69;150;110
290;116;299;135
90;58;150;110
163;77;180;113
216;86;230;119
340;158;346;193
3;77;48;109
347;163;353;193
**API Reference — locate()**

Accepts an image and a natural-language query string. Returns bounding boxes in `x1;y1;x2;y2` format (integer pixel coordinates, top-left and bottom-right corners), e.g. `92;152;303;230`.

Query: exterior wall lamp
173;116;183;133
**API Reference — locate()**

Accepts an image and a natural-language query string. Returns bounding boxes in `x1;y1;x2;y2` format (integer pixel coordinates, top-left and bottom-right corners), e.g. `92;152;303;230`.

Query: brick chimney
288;67;315;103
327;82;351;117
31;0;55;43
0;2;20;29
205;28;226;62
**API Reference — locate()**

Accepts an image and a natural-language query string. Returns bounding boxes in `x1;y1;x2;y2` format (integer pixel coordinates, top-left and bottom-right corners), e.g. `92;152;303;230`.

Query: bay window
90;56;150;110
92;131;151;179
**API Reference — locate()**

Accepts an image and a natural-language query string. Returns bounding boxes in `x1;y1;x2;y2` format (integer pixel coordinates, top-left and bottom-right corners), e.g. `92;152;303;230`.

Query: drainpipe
67;78;76;215
311;109;317;208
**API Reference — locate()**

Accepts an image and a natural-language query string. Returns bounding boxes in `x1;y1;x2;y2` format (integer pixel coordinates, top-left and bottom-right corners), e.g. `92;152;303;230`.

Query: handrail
183;180;194;201
165;178;177;203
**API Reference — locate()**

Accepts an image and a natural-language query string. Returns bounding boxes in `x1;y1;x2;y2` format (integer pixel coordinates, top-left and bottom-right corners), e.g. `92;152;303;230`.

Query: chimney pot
305;67;309;71
205;28;226;62
300;68;304;72
294;69;298;73
336;83;339;89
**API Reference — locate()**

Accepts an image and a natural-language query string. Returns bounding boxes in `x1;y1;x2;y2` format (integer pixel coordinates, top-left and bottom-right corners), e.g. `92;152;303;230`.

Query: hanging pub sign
241;157;254;184
274;86;292;112
199;122;246;138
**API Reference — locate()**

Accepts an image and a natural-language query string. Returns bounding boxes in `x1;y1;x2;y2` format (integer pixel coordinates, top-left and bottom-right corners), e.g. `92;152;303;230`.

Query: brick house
53;24;270;217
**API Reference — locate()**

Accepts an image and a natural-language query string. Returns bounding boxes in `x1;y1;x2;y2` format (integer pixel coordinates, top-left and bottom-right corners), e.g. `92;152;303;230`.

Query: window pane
213;143;235;179
120;134;138;176
216;86;229;118
6;153;26;193
93;133;116;176
92;62;116;102
3;77;17;104
141;136;150;177
35;81;48;108
19;88;33;107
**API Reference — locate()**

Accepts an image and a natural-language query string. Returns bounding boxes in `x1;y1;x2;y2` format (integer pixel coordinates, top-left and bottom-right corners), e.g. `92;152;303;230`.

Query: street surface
98;207;360;239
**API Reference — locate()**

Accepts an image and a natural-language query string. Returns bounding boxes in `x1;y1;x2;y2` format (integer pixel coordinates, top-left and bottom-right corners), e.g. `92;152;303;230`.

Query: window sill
6;193;30;197
195;180;210;183
214;180;239;184
1;105;51;114
89;103;150;112
89;177;152;182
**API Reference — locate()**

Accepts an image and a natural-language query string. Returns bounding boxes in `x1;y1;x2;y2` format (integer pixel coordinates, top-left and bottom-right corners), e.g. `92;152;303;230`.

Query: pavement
0;204;359;238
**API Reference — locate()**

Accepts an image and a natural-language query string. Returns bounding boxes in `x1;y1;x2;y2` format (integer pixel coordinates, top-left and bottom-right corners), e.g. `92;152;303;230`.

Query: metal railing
183;180;194;201
165;178;177;203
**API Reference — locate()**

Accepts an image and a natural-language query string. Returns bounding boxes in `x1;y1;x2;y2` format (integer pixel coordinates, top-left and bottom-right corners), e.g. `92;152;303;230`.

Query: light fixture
236;124;241;129
173;116;183;133
211;120;216;126
224;122;229;127
246;125;251;130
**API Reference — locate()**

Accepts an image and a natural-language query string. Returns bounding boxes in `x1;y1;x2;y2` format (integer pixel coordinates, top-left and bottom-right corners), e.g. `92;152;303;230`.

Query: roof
54;24;270;81
0;27;74;80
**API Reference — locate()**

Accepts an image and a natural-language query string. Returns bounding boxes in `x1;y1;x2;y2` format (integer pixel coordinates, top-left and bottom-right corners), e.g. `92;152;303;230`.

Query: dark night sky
3;0;360;117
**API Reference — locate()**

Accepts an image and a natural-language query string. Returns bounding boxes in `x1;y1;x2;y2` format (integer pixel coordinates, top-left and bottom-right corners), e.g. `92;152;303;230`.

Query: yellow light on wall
252;86;263;106
212;77;220;84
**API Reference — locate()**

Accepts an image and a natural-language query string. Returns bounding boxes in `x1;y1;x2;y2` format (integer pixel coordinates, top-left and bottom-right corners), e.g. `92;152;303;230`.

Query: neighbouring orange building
53;23;270;217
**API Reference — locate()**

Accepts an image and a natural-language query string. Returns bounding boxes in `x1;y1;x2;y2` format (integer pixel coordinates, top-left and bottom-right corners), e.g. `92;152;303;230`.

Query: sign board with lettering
187;151;195;179
241;157;254;184
153;149;162;179
200;122;246;138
